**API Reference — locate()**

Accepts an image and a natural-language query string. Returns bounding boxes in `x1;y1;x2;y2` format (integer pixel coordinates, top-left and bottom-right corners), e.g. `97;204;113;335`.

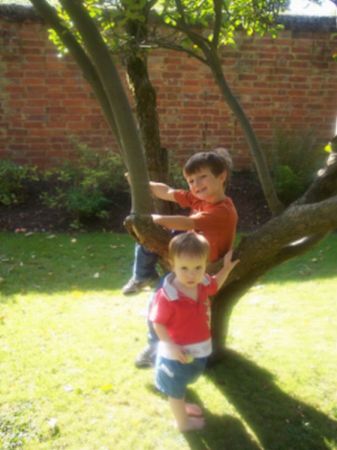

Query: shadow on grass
146;382;260;450
184;350;337;450
184;406;260;450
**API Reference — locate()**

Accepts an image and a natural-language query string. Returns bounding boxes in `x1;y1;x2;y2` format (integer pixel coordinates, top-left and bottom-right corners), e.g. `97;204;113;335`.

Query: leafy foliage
0;161;38;206
168;157;187;189
265;129;325;203
40;142;128;223
45;1;290;58
153;0;288;49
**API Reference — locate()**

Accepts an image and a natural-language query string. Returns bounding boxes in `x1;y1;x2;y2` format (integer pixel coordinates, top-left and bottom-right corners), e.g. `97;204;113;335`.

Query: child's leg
168;397;205;432
132;244;159;281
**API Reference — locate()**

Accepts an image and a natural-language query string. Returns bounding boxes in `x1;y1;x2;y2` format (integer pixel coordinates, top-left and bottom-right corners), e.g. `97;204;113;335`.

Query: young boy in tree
149;231;239;431
123;148;237;294
124;148;238;367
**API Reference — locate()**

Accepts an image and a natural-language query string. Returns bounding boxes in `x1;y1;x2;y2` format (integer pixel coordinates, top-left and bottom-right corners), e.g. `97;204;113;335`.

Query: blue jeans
132;244;159;282
130;244;161;345
155;356;208;399
147;276;165;345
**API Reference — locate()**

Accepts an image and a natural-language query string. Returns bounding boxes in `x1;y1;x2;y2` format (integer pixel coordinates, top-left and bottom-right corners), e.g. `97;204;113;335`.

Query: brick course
0;8;336;170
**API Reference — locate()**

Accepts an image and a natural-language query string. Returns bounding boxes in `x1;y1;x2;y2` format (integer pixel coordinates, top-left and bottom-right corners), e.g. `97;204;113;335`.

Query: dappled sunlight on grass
0;232;135;297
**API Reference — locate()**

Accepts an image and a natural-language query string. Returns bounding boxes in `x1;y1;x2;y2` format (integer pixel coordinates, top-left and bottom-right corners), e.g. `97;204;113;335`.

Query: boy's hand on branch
215;249;240;290
149;181;176;202
223;249;240;273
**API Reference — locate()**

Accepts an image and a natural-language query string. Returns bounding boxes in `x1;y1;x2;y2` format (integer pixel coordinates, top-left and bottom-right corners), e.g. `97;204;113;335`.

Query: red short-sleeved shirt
149;273;218;346
174;190;238;262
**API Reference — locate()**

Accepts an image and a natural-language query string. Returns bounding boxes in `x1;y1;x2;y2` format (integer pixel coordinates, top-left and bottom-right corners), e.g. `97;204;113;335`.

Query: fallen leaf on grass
99;384;114;393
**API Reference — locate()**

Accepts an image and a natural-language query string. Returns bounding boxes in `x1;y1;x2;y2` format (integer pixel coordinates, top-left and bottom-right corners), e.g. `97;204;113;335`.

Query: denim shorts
155;355;208;399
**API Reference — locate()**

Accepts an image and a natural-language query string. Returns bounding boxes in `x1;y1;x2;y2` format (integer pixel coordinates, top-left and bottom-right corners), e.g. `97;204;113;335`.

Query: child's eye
195;266;202;270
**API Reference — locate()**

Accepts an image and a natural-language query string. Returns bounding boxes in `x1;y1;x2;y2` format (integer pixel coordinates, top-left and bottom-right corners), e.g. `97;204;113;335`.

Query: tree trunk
58;0;153;215
124;18;171;214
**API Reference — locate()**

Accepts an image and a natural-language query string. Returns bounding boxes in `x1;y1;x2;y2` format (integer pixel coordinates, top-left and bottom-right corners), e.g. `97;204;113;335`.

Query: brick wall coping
1;4;336;32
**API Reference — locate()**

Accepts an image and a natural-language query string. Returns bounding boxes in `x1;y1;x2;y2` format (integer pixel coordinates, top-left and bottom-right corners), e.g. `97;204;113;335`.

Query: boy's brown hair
183;147;233;188
169;232;210;262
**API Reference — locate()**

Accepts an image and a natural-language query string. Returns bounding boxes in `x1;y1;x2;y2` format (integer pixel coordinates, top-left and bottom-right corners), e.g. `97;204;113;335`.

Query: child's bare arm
124;176;177;202
214;250;240;290
152;214;194;231
153;323;188;363
150;182;177;202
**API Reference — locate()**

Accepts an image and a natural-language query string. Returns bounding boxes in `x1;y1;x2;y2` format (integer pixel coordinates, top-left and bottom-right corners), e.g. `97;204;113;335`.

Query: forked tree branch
59;0;152;214
29;0;123;152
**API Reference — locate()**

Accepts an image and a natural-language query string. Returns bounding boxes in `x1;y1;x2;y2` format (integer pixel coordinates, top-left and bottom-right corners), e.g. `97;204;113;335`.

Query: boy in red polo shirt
149;232;239;432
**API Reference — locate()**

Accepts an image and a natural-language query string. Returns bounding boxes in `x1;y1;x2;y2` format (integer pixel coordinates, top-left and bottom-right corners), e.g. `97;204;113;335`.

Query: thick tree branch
205;47;284;215
124;214;171;269
231;195;337;280
296;152;337;205
59;0;152;214
29;0;123;152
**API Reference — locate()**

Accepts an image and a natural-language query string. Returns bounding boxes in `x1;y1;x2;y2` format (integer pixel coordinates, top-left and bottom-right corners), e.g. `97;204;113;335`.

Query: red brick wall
1;10;336;170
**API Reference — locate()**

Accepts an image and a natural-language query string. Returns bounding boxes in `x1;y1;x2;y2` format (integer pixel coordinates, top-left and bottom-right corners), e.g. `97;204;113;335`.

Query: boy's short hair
183;147;233;178
169;232;210;261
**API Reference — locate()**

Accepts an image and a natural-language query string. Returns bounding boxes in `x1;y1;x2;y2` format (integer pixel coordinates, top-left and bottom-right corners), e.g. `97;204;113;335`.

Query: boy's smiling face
184;167;227;203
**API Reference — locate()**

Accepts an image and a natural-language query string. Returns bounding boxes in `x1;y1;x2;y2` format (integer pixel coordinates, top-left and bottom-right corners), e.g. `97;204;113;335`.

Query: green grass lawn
0;232;336;450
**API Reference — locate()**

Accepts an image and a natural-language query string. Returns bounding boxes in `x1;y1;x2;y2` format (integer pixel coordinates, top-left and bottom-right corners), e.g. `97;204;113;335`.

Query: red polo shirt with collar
149;273;218;346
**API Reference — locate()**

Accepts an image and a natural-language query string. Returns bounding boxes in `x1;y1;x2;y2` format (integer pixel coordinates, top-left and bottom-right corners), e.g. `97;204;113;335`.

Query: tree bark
123;18;170;213
59;0;153;215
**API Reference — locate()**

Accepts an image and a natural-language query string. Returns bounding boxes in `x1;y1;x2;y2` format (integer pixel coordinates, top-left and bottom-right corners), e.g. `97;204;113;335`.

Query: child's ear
219;170;227;183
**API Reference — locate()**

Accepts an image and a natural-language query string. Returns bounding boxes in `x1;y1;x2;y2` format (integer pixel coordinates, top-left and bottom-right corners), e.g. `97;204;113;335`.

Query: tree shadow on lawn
184;350;337;450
